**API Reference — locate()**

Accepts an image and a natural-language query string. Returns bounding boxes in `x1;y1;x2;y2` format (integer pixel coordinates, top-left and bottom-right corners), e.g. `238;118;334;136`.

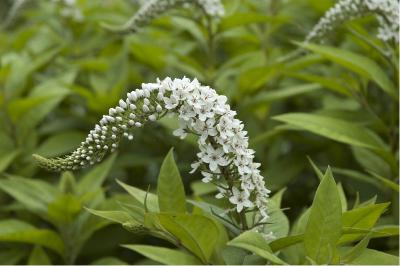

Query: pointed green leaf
123;245;202;265
116;180;159;212
340;203;389;243
342;233;372;263
304;169;342;264
228;231;287;265
85;208;133;224
157;213;219;263
77;153;117;195
0;150;19;173
0;219;64;255
340;248;399;265
274;113;386;150
28;246;51;265
299;43;397;100
157;148;186;213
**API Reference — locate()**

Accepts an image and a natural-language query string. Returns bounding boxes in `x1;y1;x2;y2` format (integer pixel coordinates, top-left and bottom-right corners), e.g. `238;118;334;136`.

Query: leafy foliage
0;0;398;264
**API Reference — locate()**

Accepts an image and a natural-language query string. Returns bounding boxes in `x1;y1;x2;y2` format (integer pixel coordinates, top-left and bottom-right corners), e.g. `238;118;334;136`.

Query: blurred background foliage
0;0;398;264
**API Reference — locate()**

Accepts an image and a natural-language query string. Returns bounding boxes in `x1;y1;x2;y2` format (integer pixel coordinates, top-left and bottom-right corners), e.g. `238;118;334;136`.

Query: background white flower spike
102;0;225;33
306;0;399;43
34;77;271;226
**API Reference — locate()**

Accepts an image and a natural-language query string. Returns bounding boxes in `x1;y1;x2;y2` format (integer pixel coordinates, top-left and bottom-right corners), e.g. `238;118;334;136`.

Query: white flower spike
33;77;270;226
306;0;399;43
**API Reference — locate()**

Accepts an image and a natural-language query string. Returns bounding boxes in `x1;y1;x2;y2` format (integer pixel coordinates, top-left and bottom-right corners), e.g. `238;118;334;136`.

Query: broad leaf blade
273;113;386;150
157;148;186;213
228;231;287;265
123;245;202;265
304;169;342;264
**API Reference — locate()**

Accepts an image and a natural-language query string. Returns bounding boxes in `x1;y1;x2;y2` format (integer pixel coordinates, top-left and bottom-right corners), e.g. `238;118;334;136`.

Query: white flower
198;144;229;172
163;95;179;109
201;172;213;183
229;187;254;212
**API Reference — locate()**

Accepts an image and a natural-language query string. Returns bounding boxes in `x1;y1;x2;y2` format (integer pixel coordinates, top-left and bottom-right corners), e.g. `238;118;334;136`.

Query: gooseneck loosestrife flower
34;77;271;232
103;0;224;32
306;0;399;43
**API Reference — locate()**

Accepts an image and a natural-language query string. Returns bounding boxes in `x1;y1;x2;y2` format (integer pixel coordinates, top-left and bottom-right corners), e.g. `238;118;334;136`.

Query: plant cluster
0;0;398;265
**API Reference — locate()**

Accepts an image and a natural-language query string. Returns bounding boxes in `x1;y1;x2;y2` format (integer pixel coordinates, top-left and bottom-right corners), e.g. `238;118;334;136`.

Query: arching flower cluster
306;0;399;43
34;77;270;225
107;0;224;32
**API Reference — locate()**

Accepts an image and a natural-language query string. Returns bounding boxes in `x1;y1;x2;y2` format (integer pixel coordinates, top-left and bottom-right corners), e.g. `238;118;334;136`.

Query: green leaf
0;149;19;173
273;113;386;150
340;203;389;243
340;248;399;265
157;148;186;213
0;176;57;214
270;234;303;252
337;182;348;212
28;246;51;265
264;198;289;239
219;13;288;31
116;180;159;212
86;208;133;224
0;249;27;265
304;169;342;264
307;156;324;180
123;245;202;265
299;43;397;99
47;194;82;224
77;153;117;195
35;131;85;158
90;257;128;265
245;83;321;107
228;231;287;265
342;233;372;263
367;171;400;192
157;213;219;263
0;219;64;255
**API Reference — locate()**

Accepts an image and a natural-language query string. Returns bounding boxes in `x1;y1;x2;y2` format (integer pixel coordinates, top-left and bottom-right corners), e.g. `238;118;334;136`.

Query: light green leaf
273;113;387;150
367;171;400;192
340;247;399;265
85;208;133;224
123;245;202;265
35;131;85;158
270;234;303;252
77;153;117;195
299;43;397;99
157;148;186;213
47;194;82;224
342;233;372;263
264;198;289;239
246;83;321;107
0;176;57;214
157;213;219;263
340;203;389;243
228;231;287;265
337;182;348;212
116;180;159;212
219;13;288;31
0;219;64;255
90;257;128;265
0;249;27;265
304;169;342;264
28;246;51;265
0;150;19;173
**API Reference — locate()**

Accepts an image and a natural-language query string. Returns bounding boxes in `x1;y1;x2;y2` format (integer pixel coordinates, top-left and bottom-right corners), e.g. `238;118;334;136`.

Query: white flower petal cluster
34;77;270;224
51;0;84;22
112;0;224;32
306;0;399;43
